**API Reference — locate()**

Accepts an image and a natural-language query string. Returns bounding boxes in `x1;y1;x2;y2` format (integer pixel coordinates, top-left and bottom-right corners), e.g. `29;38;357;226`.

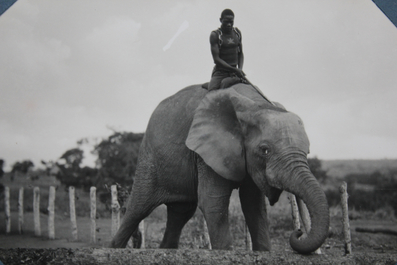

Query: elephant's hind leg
110;191;160;248
110;159;161;248
160;201;197;248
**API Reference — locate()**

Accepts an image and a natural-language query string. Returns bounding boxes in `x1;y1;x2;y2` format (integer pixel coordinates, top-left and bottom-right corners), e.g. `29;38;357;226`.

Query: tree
0;159;4;178
308;157;328;183
91;131;143;208
11;160;34;175
60;148;84;169
93;131;144;187
55;148;98;191
9;160;34;181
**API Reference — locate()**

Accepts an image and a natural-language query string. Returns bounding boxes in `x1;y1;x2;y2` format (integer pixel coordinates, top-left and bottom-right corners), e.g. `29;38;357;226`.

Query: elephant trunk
275;155;330;254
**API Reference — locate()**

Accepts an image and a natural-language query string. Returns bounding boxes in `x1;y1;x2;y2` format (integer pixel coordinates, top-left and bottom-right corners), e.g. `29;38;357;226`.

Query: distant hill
321;159;397;178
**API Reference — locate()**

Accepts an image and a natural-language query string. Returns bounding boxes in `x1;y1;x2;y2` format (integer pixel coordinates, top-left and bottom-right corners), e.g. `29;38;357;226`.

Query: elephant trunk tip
289;231;315;255
289;219;329;255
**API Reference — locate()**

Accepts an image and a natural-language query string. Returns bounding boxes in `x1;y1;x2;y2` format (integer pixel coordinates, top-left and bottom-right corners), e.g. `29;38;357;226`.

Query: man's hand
235;68;245;78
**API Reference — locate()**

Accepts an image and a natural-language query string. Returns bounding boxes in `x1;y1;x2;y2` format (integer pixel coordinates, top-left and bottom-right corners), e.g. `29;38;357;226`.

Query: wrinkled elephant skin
110;83;329;254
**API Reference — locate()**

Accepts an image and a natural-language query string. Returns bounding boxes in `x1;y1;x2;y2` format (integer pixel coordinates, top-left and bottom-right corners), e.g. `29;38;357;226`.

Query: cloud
82;16;141;64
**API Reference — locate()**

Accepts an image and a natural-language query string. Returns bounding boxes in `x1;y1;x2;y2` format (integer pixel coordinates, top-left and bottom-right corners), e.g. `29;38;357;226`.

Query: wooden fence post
203;215;211;250
33;187;41;236
245;224;252;250
90;187;96;243
340;181;352;255
5;187;10;234
139;221;145;249
111;185;120;237
48;186;56;239
69;186;78;241
18;187;24;234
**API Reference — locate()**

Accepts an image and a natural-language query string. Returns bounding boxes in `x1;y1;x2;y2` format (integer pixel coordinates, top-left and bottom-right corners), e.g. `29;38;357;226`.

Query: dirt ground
0;214;396;264
1;191;396;264
0;247;397;265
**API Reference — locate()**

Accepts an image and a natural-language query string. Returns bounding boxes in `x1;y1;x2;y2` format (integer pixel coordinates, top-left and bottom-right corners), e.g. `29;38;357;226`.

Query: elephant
109;83;330;254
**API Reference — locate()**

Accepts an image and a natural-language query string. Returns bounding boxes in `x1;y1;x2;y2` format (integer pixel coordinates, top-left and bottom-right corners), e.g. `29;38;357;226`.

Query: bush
325;170;397;217
325;189;340;208
56;165;98;192
308;157;328;183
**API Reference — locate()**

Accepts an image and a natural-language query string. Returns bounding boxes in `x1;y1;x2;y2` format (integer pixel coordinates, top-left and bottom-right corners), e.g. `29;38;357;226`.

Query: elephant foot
132;228;142;248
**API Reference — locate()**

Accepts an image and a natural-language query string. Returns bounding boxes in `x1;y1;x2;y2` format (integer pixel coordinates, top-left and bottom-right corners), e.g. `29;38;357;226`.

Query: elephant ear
186;89;255;182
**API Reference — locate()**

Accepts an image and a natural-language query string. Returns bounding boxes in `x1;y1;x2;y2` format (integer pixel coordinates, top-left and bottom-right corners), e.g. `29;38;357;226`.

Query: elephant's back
158;84;208;117
146;84;207;144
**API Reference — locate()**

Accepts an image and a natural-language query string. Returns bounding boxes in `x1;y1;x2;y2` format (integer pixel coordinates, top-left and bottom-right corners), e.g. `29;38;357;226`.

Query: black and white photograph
0;0;396;264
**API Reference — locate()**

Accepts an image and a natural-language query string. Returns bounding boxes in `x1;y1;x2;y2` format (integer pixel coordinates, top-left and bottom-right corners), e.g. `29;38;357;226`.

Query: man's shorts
208;69;242;91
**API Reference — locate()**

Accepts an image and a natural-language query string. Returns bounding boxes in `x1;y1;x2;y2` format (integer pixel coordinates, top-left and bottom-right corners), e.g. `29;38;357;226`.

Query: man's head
221;9;234;19
220;9;234;33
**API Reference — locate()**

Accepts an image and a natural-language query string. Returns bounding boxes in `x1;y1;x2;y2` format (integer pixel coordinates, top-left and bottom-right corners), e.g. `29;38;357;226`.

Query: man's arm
237;35;244;70
210;31;244;77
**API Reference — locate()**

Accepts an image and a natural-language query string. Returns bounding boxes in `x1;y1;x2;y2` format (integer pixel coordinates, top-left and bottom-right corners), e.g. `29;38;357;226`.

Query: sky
0;0;396;170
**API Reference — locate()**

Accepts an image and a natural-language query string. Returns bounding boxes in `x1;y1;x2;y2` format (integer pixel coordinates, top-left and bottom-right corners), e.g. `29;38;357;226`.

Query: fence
2;183;352;254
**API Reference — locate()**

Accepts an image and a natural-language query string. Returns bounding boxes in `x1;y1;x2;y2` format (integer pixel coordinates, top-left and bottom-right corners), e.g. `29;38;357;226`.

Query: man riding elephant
109;8;330;254
208;9;246;91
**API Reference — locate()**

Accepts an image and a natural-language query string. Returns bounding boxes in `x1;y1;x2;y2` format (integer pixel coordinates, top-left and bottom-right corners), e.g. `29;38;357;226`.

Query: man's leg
220;76;241;89
208;71;227;91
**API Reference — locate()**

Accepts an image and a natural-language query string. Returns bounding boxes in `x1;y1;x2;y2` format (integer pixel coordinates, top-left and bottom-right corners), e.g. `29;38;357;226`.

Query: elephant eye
259;145;271;156
263;148;269;155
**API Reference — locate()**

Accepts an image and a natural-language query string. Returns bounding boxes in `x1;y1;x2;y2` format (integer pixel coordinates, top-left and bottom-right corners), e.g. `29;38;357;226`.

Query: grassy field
0;159;396;256
322;159;397;178
1;189;396;256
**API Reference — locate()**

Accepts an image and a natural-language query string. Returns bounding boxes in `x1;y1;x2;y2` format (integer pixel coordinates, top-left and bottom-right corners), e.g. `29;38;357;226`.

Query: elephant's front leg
239;176;271;251
197;158;234;250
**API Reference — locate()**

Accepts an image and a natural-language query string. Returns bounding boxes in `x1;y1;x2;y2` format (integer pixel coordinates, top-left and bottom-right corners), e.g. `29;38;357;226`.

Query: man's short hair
221;9;234;19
